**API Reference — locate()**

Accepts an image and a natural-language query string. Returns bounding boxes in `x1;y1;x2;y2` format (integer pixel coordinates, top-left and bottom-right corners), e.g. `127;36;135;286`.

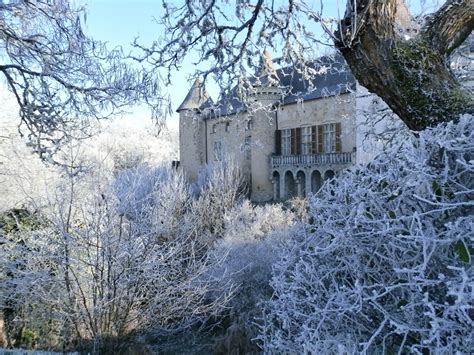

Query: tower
176;79;212;182
248;50;283;202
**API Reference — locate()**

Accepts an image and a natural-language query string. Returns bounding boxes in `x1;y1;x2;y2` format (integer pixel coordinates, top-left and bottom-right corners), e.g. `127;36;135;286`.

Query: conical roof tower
177;78;212;112
257;49;279;87
250;49;282;105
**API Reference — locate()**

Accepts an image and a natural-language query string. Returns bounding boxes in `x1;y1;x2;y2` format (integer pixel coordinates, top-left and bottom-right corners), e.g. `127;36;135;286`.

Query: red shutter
318;125;324;153
295;128;302;155
291;128;297;155
275;130;282;155
335;122;342;152
311;126;317;154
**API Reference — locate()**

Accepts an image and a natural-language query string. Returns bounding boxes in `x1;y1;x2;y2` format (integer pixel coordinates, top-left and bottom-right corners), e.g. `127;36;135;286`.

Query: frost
260;115;474;354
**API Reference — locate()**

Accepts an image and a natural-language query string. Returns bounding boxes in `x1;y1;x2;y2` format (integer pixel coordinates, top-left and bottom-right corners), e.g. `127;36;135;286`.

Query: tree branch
421;0;474;56
336;0;472;131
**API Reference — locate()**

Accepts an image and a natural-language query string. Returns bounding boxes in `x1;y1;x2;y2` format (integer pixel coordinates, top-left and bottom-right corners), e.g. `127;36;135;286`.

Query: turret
248;50;283;202
250;49;283;106
177;79;212;182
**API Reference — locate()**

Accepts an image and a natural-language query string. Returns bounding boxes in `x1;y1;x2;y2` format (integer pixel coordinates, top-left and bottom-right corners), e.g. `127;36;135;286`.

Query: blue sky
82;0;440;126
83;0;176;125
82;0;341;125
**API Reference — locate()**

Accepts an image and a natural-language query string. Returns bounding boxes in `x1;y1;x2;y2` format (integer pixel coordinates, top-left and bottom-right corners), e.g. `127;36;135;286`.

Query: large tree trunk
335;0;473;131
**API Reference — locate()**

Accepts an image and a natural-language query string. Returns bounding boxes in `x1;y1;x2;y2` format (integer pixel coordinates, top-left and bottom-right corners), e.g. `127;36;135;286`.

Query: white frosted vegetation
1;155;274;351
260;116;473;353
0;87;178;213
0;0;163;159
1;163;233;350
202;201;297;353
210;201;297;308
191;156;248;239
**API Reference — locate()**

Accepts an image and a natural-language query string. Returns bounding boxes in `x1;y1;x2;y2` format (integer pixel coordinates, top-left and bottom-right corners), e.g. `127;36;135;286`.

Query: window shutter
335;122;342;152
317;125;324;153
311;126;317;154
275;130;281;155
295;128;302;155
291;128;297;155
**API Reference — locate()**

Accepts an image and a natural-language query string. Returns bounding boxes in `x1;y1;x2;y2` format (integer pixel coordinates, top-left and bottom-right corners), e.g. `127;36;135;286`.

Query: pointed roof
176;79;212;112
257;49;279;86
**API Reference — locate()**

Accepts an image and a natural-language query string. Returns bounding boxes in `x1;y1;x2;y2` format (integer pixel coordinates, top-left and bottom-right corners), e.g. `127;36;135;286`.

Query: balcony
271;152;354;168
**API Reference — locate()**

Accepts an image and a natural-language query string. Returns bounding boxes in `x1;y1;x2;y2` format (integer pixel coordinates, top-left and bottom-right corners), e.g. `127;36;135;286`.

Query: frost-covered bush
112;164;188;225
261;116;473;354
207;201;296;353
0;211;64;349
192;156;247;238
1;163;228;352
212;201;296;305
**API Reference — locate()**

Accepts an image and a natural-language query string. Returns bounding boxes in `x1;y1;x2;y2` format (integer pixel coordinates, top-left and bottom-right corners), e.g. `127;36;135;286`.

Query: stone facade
177;55;382;202
271;92;357;201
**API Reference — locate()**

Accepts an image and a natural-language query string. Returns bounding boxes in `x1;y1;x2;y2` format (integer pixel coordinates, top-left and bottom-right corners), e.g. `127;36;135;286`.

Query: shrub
1;163;229;352
191;156;248;239
260;116;473;354
207;201;296;353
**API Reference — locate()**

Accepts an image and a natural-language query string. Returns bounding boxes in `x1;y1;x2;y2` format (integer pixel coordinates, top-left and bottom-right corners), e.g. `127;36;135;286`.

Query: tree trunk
335;0;473;131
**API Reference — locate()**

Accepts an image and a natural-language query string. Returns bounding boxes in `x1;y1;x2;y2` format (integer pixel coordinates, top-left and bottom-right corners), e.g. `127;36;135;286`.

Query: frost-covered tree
140;0;472;130
260;116;473;353
0;0;162;159
0;86;178;213
0;160;231;351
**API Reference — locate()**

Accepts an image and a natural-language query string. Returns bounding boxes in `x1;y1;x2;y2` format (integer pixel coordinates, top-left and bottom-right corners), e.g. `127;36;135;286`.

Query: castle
177;52;385;202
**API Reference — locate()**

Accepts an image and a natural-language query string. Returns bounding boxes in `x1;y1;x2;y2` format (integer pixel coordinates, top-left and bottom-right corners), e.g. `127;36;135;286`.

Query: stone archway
284;171;297;199
296;170;306;197
311;170;322;193
324;170;335;181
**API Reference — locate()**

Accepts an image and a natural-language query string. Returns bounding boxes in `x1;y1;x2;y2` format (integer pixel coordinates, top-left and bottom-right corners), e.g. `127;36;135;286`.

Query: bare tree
139;0;472;131
0;0;163;160
1;159;232;351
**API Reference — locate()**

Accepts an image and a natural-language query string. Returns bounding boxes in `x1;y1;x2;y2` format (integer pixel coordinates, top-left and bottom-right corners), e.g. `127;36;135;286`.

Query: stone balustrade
271;152;354;167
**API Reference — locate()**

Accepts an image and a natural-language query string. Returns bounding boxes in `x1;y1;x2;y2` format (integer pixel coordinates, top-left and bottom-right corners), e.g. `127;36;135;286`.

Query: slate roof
179;54;356;119
176;78;214;112
279;56;356;105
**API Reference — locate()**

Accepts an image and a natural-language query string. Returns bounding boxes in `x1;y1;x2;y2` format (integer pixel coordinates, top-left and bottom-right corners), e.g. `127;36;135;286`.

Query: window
212;124;217;133
323;123;336;153
213;141;222;160
301;126;312;155
225;122;230;132
323;123;340;153
246;119;253;131
282;129;291;155
279;124;340;156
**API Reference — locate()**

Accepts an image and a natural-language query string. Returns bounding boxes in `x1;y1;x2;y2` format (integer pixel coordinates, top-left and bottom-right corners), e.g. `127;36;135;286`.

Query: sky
82;0;180;127
82;0;339;127
81;0;441;127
